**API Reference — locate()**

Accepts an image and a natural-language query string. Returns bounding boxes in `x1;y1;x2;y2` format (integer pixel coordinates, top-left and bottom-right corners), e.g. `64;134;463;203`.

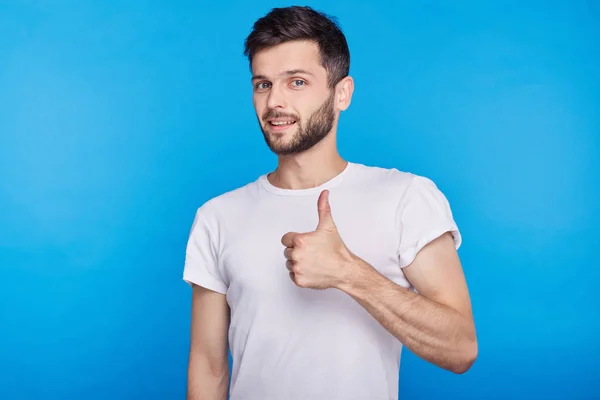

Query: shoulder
349;161;439;196
190;178;261;226
348;162;456;222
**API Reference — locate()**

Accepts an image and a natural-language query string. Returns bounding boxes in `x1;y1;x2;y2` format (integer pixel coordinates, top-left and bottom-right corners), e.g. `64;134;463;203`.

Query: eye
254;81;271;91
291;80;306;88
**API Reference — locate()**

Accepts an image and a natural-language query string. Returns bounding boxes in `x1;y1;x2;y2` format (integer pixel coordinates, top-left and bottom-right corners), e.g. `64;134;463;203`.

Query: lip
267;120;297;132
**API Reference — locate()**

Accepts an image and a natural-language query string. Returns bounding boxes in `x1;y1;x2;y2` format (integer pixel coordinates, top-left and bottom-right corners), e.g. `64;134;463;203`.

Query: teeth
271;121;295;126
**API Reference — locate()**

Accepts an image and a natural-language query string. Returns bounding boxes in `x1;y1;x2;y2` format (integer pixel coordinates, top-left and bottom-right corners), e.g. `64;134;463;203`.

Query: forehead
251;40;325;78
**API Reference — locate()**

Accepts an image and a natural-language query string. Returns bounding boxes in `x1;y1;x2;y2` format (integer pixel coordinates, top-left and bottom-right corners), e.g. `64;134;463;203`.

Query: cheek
297;96;322;118
252;96;264;115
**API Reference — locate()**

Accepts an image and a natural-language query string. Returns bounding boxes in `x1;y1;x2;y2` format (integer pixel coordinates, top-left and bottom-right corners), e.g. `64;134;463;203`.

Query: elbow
450;337;478;374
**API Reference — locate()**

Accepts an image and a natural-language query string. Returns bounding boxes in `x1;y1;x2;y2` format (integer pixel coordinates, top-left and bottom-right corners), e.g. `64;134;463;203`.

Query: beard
259;91;336;156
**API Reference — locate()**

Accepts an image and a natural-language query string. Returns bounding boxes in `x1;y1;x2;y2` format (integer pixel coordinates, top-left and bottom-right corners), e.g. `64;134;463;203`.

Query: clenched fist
281;190;356;290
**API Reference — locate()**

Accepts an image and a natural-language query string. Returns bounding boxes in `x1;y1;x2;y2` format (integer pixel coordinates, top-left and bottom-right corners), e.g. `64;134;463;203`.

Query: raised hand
281;190;355;290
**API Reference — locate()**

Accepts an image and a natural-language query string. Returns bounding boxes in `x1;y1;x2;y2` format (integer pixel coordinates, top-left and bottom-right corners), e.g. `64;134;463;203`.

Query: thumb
316;190;336;231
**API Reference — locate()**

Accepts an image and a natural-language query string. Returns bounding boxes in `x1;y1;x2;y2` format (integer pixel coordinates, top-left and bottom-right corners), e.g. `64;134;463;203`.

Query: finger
285;259;294;272
283;247;294;261
281;231;299;247
316;190;336;231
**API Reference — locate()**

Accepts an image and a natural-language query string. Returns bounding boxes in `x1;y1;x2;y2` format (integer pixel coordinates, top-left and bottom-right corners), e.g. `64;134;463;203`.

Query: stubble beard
259;91;336;156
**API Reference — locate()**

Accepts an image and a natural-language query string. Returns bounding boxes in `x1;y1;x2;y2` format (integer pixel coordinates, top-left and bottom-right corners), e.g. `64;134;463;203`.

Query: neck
268;134;347;190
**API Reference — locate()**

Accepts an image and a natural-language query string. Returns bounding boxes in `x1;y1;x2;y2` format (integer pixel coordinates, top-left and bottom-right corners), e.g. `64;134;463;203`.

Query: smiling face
251;40;339;155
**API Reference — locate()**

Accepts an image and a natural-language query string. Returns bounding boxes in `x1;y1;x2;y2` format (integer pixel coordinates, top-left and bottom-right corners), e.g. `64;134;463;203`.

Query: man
183;6;477;400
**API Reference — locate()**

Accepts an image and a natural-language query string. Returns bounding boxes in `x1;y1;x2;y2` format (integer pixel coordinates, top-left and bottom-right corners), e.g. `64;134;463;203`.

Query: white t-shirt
183;161;461;400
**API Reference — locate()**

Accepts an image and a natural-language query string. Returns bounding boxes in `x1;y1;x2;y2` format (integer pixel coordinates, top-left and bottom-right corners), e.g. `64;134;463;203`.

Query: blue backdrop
1;1;599;399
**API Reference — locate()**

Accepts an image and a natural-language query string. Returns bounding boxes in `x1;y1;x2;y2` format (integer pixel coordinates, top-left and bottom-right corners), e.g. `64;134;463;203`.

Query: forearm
187;356;229;400
338;257;477;373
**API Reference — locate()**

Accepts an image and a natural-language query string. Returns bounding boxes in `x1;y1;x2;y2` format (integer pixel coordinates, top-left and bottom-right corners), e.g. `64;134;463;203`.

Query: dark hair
243;6;350;88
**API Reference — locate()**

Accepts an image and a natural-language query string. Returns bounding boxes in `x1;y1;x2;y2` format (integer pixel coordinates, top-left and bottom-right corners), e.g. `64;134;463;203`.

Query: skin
251;40;353;190
187;286;230;400
187;39;477;399
281;190;478;374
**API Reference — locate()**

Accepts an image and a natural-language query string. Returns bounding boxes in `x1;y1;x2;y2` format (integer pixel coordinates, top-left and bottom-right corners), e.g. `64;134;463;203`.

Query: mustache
262;109;299;121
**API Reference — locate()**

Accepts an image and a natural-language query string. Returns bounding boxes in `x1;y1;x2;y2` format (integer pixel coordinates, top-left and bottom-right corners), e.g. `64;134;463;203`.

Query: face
250;40;339;155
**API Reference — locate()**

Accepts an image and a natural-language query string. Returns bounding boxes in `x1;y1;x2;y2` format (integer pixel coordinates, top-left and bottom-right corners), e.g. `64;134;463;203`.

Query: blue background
1;1;599;399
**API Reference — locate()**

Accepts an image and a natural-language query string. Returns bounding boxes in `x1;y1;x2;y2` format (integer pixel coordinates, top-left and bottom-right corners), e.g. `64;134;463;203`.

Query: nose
266;84;286;110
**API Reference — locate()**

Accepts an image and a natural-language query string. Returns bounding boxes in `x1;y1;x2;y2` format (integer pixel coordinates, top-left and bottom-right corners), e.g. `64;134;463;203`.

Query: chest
219;194;410;302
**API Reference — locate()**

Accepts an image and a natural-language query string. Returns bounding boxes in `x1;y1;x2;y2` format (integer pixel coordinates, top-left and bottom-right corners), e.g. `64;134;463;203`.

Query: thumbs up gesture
281;190;355;290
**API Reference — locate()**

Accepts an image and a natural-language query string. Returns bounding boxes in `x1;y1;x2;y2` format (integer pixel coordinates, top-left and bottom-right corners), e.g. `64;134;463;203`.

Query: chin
267;130;297;143
269;142;295;155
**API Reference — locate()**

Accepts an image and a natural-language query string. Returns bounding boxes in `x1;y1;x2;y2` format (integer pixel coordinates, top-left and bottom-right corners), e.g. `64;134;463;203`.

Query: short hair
243;6;350;88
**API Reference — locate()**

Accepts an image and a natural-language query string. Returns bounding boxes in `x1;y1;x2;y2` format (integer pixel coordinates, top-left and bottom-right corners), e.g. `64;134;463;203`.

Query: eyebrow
251;69;314;81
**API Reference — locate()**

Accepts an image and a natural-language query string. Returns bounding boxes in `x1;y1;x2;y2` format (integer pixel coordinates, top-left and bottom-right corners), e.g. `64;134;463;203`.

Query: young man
183;6;477;400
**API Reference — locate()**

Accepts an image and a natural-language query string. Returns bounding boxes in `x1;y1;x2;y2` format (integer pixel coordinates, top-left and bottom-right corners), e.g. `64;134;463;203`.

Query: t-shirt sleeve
396;175;462;269
182;205;228;294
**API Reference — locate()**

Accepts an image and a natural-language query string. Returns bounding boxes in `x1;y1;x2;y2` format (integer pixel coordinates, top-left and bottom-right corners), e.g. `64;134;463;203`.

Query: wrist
335;251;373;293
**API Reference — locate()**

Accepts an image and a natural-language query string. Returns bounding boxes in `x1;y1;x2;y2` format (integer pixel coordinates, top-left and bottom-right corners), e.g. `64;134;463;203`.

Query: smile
269;120;296;126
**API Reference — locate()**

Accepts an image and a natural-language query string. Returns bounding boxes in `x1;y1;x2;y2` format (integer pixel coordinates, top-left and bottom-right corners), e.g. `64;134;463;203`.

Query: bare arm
338;232;478;374
187;284;230;400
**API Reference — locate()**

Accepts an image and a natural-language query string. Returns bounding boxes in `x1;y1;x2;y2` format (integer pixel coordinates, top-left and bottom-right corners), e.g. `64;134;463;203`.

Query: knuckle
294;276;305;287
293;235;304;247
291;249;300;261
291;263;300;274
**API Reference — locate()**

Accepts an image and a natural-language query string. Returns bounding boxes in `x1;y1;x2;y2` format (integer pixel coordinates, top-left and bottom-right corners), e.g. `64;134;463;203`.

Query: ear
336;76;355;111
